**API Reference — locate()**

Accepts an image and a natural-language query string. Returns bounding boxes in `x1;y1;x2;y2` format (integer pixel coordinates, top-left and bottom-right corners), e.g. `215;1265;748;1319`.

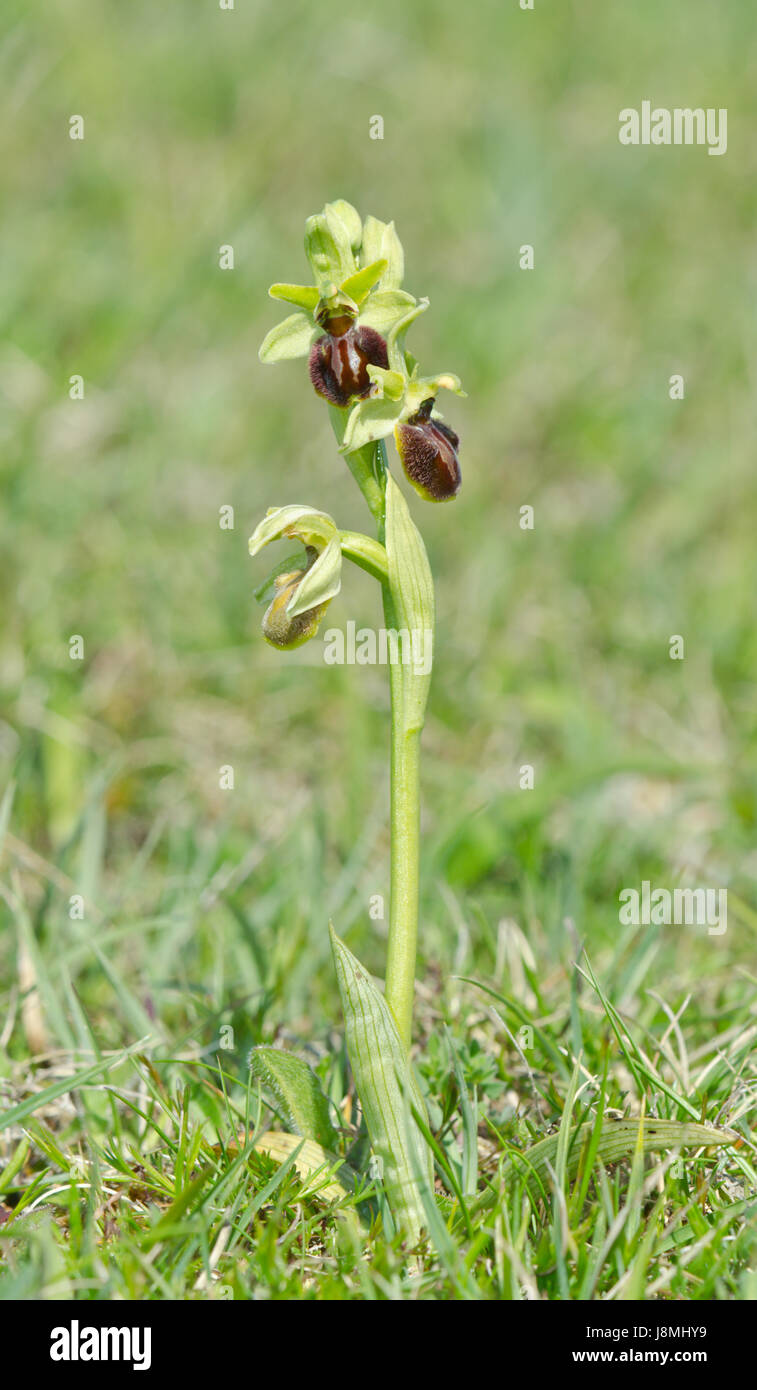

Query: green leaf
249;1047;339;1149
384;472;435;733
341;396;404;453
269;282;320;311
254;1131;361;1220
490;1118;738;1207
330;927;433;1242
360;216;405;290
259;311;317;363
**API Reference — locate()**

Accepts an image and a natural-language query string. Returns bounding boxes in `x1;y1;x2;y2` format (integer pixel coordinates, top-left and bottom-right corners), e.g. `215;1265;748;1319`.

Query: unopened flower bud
309;296;389;407
394;398;461;502
261;549;330;649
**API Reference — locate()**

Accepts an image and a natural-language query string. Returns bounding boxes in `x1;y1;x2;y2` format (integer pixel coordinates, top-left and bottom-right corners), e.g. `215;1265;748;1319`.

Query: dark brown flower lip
308;324;389;407
395;397;461;502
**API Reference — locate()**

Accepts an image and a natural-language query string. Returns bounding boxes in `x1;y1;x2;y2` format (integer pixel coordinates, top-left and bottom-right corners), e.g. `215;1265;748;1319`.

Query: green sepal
259;311;317;363
253;550;307;604
285;534;342;618
249;505;338;558
325;199;362;253
305;208;356;289
360;216;405;290
249;506;343;621
358;289;417;334
249;1046;340;1150
385;300;429;373
341;396;405;454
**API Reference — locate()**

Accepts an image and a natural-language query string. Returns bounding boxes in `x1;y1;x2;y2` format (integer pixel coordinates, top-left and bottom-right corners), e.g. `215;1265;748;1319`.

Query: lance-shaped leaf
479;1118;739;1209
254;1131;359;1208
384;473;435;733
330;927;433;1243
249;1046;340;1149
259;311;318;363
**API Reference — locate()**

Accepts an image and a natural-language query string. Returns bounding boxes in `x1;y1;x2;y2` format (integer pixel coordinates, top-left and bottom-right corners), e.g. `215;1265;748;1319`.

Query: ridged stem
331;429;427;1054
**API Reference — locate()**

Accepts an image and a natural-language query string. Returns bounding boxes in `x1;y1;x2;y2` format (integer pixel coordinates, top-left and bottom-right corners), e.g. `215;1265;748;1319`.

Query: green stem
375;437;422;1053
328;406;385;526
330;430;426;1054
383;588;421;1053
339;531;388;584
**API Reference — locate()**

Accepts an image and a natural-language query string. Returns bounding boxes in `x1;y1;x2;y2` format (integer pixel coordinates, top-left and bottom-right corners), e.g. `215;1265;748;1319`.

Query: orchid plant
247;201;735;1250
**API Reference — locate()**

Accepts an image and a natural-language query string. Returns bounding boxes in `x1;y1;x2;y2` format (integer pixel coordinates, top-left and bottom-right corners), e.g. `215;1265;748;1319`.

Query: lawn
0;0;755;1300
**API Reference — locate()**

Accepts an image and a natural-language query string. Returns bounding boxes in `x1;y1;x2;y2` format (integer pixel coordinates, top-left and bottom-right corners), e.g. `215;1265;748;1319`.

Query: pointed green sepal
341;396;405;453
325;199;362;253
259;311;317;363
285;534;342;618
305;208;356;289
360;216;405;291
385;300;430;373
358;289;417;334
249;505;338;558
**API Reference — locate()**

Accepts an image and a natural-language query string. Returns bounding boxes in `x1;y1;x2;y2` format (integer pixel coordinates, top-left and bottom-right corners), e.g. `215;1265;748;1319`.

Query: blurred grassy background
1;0;756;1067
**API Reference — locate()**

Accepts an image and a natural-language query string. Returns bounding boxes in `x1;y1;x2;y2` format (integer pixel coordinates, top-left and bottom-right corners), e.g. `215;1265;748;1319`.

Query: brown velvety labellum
308;325;388;407
395;398;461;502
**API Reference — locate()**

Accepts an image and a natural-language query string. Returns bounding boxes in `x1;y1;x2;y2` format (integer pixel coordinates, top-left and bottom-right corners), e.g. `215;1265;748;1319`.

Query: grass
1;0;756;1299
